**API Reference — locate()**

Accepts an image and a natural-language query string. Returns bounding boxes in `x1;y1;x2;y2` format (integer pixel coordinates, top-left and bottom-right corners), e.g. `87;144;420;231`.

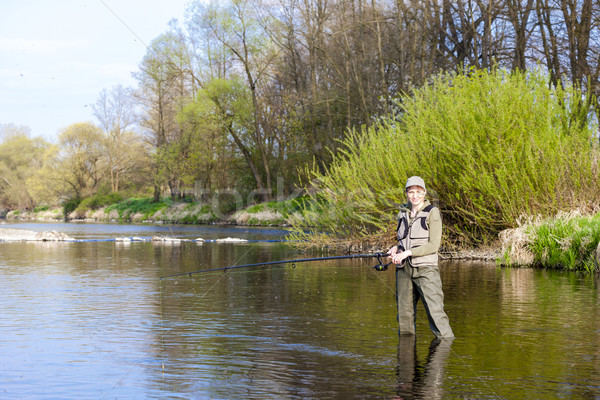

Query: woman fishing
388;176;454;339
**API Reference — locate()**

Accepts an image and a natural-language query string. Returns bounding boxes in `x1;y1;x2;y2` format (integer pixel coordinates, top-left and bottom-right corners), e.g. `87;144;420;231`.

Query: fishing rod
160;252;392;279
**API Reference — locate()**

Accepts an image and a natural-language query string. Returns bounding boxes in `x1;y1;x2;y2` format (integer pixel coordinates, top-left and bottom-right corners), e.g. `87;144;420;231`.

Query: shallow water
0;221;599;399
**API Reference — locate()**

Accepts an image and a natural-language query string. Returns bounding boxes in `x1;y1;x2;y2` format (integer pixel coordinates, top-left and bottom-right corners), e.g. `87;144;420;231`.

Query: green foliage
0;129;51;209
525;213;600;272
288;68;600;248
105;197;172;221
63;198;81;220
172;77;259;201
245;196;305;216
57;122;105;199
33;205;49;212
75;192;126;214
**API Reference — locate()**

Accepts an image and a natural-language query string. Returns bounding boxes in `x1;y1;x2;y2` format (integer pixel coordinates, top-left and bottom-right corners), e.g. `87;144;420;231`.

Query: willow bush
288;68;600;249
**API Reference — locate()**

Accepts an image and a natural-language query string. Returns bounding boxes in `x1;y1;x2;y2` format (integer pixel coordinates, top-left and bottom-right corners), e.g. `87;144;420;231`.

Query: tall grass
501;212;600;272
288;68;600;249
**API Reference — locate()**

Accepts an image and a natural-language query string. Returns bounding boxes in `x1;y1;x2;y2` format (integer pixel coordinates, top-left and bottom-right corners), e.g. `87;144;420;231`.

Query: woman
388;176;454;338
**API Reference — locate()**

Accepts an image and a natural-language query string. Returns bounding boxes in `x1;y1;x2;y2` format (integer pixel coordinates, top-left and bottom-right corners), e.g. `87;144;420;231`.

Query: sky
0;0;191;142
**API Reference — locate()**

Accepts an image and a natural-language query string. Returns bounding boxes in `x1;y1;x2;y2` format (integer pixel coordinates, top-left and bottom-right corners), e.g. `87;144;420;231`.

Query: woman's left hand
392;250;412;265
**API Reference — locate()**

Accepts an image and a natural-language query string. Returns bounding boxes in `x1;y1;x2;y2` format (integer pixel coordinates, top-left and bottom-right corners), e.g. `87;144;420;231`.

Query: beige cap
405;176;426;191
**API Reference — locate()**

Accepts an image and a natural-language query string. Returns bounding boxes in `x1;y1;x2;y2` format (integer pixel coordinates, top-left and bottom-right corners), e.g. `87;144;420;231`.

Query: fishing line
100;364;139;400
158;245;311;395
157;251;386;382
99;0;147;47
159;269;230;372
158;242;276;373
105;242;262;398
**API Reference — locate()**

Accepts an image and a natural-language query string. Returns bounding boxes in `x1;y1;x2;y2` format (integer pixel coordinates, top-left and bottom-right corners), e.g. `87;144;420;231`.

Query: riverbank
3;200;501;261
6;198;302;227
4;201;600;271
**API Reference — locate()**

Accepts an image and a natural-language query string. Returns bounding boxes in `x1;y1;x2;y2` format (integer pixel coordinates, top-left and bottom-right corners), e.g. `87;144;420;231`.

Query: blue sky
0;0;190;141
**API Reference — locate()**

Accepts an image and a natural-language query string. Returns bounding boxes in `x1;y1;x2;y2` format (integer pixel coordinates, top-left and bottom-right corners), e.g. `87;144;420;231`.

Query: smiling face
406;185;426;209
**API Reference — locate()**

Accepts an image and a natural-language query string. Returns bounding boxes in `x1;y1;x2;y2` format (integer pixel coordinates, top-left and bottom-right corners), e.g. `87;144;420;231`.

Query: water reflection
1;224;600;399
396;336;453;399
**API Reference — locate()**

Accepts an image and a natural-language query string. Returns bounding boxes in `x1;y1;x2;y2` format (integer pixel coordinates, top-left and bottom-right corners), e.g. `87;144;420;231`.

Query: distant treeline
1;0;599;213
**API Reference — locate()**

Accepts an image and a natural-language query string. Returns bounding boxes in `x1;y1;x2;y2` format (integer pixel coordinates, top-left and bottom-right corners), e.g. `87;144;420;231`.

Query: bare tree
134;33;186;202
533;0;600;123
504;0;536;71
92;85;138;193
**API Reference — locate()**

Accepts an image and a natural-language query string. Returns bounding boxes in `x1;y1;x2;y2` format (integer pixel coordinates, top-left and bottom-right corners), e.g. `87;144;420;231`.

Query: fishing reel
373;253;392;271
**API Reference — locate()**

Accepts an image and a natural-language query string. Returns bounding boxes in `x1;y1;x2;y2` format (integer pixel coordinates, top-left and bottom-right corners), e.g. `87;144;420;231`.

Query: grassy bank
6;196;305;227
500;211;600;272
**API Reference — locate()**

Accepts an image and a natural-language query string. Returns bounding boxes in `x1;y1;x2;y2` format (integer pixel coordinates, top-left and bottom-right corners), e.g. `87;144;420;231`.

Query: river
0;221;599;399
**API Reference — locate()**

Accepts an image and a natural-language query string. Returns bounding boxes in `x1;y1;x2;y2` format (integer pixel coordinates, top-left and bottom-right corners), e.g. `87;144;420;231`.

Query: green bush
105;197;172;221
245;196;306;217
63;198;81;220
75;192;126;214
288;68;600;248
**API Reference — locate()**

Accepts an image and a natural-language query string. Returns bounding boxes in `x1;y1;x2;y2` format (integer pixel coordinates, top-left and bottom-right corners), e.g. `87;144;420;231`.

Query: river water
0;221;599;399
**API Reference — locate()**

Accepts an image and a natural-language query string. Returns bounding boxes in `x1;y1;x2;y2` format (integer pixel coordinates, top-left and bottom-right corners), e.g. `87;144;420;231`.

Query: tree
505;0;536;71
134;32;191;201
26;143;63;206
179;83;233;198
92;85;139;193
56;122;106;200
534;0;600;120
0;125;50;209
189;0;279;200
197;78;265;196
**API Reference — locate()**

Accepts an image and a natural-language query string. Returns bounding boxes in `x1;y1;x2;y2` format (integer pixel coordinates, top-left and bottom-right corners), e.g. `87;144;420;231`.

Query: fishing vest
396;203;438;267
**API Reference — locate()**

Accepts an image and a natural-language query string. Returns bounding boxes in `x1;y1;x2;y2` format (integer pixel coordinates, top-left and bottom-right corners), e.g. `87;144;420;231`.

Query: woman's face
406;185;426;208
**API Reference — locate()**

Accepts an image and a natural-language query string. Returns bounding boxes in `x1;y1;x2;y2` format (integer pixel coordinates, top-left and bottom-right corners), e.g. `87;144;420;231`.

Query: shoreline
2;201;504;264
0;225;501;263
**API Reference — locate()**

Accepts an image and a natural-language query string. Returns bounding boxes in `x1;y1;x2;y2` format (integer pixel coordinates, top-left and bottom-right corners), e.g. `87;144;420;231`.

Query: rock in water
0;228;73;241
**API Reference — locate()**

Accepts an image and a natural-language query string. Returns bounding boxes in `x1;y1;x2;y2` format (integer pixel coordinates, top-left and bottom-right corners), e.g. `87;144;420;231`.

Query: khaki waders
396;264;454;338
